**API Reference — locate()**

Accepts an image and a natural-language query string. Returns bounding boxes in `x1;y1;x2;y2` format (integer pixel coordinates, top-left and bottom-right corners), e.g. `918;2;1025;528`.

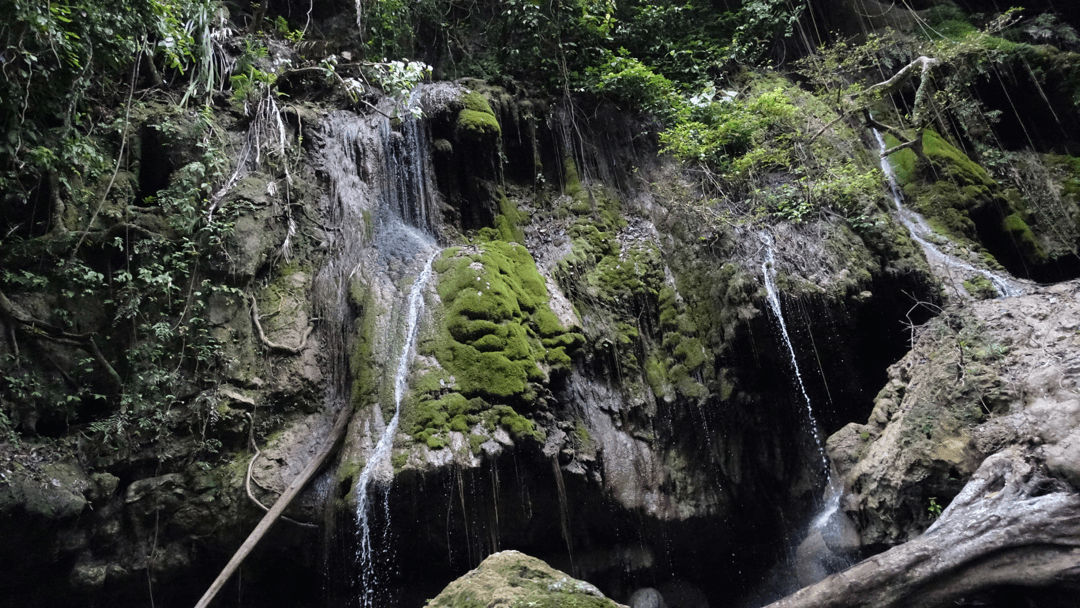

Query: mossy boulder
424;550;626;608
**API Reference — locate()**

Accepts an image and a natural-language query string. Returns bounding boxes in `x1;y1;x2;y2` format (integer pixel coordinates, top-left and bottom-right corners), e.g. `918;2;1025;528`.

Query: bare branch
860;55;940;102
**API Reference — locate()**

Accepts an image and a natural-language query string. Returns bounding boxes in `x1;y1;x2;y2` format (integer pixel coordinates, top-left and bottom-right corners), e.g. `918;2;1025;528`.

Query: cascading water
378;93;439;235
314;89;445;606
870;127;1024;298
354;250;437;608
759;235;856;591
759;234;830;481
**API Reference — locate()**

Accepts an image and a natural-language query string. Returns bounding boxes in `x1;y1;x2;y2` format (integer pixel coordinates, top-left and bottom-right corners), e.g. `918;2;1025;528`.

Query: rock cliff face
2;2;1080;608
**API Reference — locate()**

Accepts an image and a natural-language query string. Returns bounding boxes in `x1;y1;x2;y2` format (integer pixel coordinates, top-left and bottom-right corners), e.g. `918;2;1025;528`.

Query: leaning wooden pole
194;406;352;608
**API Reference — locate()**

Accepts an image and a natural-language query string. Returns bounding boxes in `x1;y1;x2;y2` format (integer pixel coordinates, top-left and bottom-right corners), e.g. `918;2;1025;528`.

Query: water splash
759;234;830;480
354;250;438;607
870;128;1024;298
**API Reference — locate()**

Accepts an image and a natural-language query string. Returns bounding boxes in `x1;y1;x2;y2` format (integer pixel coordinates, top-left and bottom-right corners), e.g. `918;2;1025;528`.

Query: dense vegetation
4;0;1079;469
2;1;1080;605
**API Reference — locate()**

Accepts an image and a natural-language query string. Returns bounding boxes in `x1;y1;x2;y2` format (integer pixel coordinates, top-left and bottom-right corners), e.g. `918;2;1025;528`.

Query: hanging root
249;295;313;355
194;405;352;608
0;288;123;391
244;413;318;529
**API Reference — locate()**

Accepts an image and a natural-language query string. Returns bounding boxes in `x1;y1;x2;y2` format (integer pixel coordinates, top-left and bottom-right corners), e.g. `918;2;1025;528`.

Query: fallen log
193;405;352;608
767;448;1080;608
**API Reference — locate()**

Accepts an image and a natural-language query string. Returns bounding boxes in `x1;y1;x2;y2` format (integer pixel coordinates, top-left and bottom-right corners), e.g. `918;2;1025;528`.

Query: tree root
249;295;313;355
767;448;1080;608
243;413;318;529
0;288;123;391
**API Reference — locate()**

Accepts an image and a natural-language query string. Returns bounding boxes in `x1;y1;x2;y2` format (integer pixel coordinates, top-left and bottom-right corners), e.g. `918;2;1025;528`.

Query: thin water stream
759;234;845;549
316;89;444;606
871;128;1024;298
354;250;437;607
759;234;830;480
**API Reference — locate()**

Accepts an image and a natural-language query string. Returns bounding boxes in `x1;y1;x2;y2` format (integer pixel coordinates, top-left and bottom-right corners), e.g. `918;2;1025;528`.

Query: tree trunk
767;449;1080;608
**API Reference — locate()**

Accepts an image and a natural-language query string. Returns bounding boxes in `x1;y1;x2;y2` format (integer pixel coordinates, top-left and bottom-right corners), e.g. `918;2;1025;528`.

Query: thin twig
71;41;143;259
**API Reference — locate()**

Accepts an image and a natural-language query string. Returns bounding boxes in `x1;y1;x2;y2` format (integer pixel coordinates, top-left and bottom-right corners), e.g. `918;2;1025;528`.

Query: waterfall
314;90;443;606
354;250;437;608
760;236;856;588
759;234;830;481
870;128;1023;298
378;96;439;236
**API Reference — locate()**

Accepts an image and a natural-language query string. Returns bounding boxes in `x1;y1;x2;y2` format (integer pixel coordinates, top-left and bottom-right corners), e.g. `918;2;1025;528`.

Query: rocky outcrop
6;3;1080;607
797;281;1080;605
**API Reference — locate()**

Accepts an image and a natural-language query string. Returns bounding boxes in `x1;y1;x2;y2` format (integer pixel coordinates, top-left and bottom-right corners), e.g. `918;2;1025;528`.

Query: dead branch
194;405;352;608
862;109;926;159
860;55;940;102
249;295;313;355
809;111;850;144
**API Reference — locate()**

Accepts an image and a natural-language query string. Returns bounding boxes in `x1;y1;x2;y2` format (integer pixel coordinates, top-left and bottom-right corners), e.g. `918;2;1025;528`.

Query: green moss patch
349;286;382;411
404;241;582;447
963;275;997;300
455;91;502;141
553;169;716;402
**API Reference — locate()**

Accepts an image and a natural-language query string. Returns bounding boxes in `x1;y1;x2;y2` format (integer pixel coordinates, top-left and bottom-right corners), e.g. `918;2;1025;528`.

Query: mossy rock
350;287;382;411
405;241;580;447
455;91;502;141
1000;211;1047;262
887;130;1042;262
424;550;625;608
431;241;578;398
963;276;997;300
